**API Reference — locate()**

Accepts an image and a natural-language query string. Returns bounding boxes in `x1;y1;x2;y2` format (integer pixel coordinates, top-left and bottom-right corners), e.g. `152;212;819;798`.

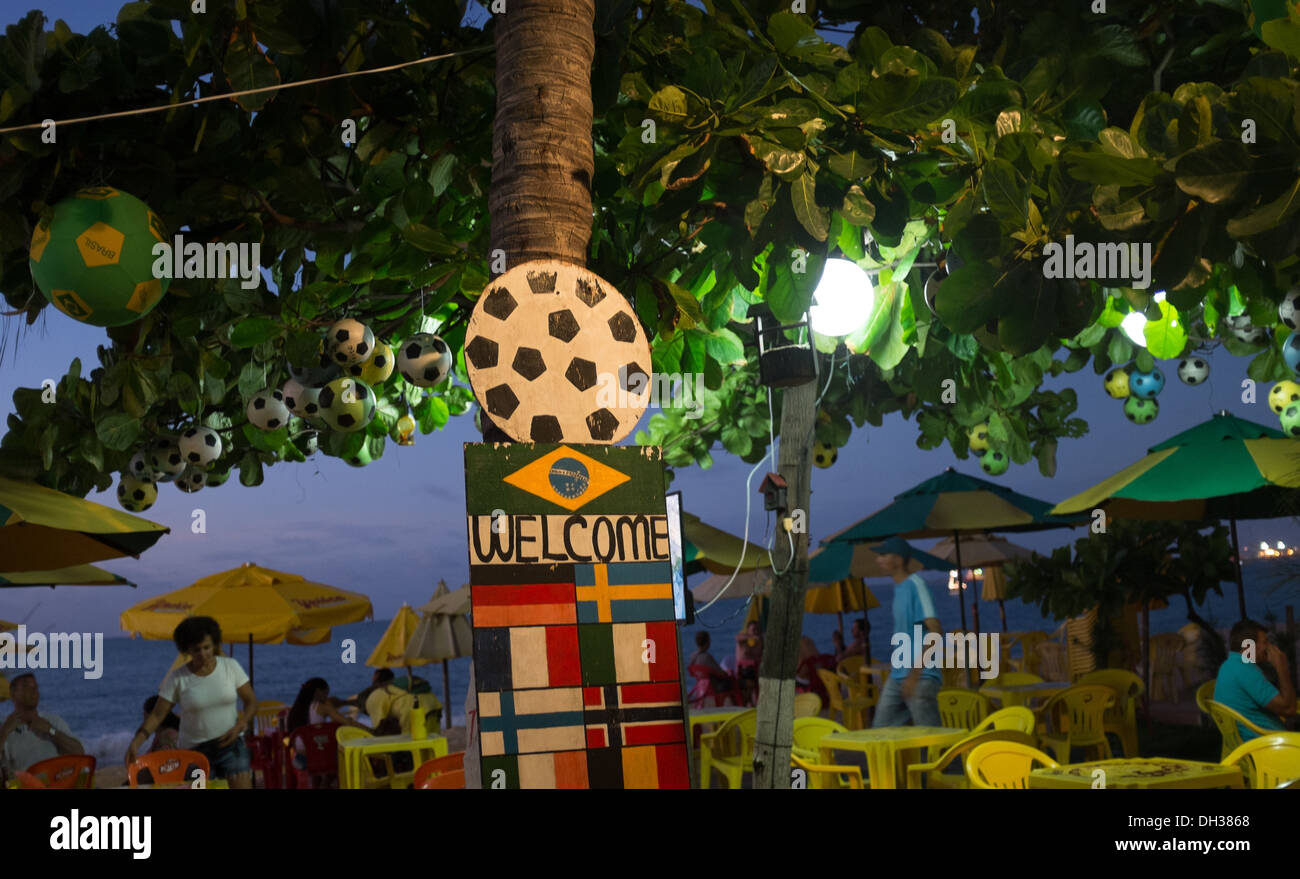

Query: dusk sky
2;2;1297;637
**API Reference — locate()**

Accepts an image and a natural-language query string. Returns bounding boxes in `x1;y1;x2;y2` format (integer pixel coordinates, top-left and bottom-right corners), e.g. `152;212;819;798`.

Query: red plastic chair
10;770;46;788
128;750;210;787
247;731;287;789
420;768;465;789
414;752;465;789
25;754;96;789
288;723;341;789
688;664;733;707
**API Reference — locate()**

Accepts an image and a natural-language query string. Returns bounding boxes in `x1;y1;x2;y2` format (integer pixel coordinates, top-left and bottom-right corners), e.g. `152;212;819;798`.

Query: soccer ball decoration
246;388;289;430
205;467;230;488
1104;368;1131;399
288;350;342;388
281;378;322;418
1124;396;1159;424
178;426;221;466
1176;357;1210;385
148;438;185;480
175;464;206;493
318;377;376;433
395;413;416;446
327;319;374;366
1269;380;1300;414
345;444;375;467
1284;331;1300;375
116;473;157;513
1128;367;1165;399
1280;287;1300;330
1224;314;1270;346
28;187;169;327
980;449;1008;476
348;341;394;386
464;261;652;443
1281;403;1300;437
968;424;990;452
813;441;838;468
398;333;453;388
128;449;157;480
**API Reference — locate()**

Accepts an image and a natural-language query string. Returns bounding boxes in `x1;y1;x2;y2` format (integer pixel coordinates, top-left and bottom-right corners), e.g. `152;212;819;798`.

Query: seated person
795;636;823;693
837;619;868;663
830;630;846;660
288;677;372;734
365;671;443;775
688;632;734;697
142;695;181;753
1214;619;1297;741
0;673;84;783
735;622;763;704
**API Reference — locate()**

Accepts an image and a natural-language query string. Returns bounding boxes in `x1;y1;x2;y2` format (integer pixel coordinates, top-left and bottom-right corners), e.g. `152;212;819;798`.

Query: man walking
870;538;949;728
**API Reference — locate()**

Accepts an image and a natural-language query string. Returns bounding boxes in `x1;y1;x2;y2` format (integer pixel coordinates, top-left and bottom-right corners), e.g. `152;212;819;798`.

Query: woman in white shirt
126;617;258;789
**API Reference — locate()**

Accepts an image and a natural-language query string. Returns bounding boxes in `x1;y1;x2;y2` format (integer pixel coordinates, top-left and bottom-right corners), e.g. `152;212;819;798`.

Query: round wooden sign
465;261;651;444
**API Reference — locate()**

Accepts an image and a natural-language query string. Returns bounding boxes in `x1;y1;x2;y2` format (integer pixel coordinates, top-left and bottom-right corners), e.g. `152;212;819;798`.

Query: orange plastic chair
420;768;465;789
907;728;1035;789
937;689;992;729
1078;669;1144;758
1035;684;1115;763
25;754;96;789
415;752;466;788
1222;733;1300;789
128;750;210;787
966;740;1059;788
8;770;46;788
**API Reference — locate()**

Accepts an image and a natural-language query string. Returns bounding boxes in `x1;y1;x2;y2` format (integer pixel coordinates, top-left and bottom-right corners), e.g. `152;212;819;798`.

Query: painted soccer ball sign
29;187;169;327
464;261;651;444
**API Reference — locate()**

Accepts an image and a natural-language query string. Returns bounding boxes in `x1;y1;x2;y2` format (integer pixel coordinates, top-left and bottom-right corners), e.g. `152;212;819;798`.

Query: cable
693;450;769;617
814;347;838;407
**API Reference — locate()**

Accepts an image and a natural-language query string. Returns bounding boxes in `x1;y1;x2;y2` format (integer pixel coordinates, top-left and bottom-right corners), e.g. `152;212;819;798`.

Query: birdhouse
759;472;788;513
748;303;818;388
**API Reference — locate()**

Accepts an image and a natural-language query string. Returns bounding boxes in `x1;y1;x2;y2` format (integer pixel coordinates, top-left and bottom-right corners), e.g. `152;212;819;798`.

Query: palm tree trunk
753;378;817;789
489;0;595;266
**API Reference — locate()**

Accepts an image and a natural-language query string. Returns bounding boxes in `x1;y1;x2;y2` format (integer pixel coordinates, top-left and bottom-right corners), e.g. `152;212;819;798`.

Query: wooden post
752;378;817;789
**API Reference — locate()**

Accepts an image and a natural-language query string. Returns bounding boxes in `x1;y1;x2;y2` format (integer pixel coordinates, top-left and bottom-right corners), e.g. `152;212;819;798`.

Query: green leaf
230;316;280;349
649;85;689;119
238;361;266;399
828;150;877;180
1108;332;1135;366
840;185;876;226
981;158;1028;226
664;281;705;327
934;263;1000;333
1143;300;1188;360
790;172;829;241
1174;141;1250;204
429;153;456;197
704;327;745;364
96;414;141;452
239;451;264;487
1134;348;1155;373
402;223;460;255
222;23;280;112
1226;177;1300;238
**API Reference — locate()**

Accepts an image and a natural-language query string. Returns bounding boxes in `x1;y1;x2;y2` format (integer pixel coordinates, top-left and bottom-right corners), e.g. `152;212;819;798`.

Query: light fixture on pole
748;303;818;388
809;258;875;337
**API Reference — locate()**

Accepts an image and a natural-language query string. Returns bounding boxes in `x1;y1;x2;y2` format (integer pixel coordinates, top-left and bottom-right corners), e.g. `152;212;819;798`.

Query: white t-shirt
159;656;250;747
1;711;72;774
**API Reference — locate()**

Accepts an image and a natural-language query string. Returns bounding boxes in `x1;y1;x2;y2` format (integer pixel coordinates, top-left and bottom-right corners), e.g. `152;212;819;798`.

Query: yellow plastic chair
1149;633;1183;702
1078;669;1145;758
836;655;865;679
793;692;822;718
1222;733;1300;789
941;666;971;689
907;728;1035;789
817;669;873;729
698;709;756;789
792;716;852;788
980;671;1044;689
1015;632;1049;675
1195;680;1217;718
336;726;410;790
791;753;863;789
966;740;1059;789
937;689;992;730
971;706;1036;735
1035;684;1115;763
1206;700;1273;784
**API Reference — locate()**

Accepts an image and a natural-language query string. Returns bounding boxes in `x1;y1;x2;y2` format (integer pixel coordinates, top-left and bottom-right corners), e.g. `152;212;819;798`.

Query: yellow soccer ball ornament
348;341;395;386
29;187;169;327
968;423;991;452
813;441;838;468
1104;367;1132;399
1269;380;1300;415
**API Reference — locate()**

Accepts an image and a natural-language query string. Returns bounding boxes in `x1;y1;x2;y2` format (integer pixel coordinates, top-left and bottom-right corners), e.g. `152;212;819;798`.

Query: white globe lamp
809;258;875;337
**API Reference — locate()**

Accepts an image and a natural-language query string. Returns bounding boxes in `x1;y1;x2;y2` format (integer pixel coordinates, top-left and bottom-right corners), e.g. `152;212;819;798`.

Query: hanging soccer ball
1280;287;1300;330
1103;367;1131;399
813;441;838;468
980;448;1008;475
1269;380;1300;414
398;333;453;388
28;187;169;327
178;426;221;466
395;413;416;446
175;464;206;493
318;377;377;433
281;378;322;418
345;443;375;467
288;350;342;388
1124;396;1159;424
127;448;158;480
968;423;991;452
327;319;374;366
1176;357;1210;386
205;467;230;488
348;341;394;386
1284;330;1300;375
246;388;289;430
148;438;185;480
1281;403;1300;437
1224;314;1270;346
1128;367;1165;399
116;473;157;513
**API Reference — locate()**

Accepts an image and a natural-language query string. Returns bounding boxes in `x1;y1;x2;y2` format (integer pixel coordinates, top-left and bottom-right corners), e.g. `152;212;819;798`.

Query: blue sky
1;2;1297;635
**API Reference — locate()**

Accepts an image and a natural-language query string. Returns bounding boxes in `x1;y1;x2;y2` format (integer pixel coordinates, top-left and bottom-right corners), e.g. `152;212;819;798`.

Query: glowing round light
810;258;875;337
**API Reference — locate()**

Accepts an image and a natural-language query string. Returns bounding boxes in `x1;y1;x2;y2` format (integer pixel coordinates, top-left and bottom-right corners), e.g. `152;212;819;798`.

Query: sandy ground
94;726;467;788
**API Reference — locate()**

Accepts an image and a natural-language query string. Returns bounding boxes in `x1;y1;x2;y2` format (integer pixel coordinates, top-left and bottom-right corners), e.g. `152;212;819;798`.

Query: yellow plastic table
819;727;966;790
981;680;1072;707
688;706;750;735
339;733;448;789
1029;758;1245;789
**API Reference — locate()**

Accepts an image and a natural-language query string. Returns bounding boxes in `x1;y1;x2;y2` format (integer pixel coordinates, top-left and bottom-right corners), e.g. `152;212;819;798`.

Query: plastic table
980;681;1072;707
819;726;966;789
1029;758;1245;789
339;733;448;789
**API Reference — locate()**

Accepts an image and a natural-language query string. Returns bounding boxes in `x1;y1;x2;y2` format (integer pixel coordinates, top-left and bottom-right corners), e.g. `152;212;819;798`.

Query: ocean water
9;566;1299;768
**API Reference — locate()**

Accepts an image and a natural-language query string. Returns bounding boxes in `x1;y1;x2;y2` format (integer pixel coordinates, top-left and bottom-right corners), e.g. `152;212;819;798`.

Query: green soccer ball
29;187;169;327
346;443;376;468
1124;396;1159;424
1281;403;1300;437
318;377;377;433
980;448;1008;476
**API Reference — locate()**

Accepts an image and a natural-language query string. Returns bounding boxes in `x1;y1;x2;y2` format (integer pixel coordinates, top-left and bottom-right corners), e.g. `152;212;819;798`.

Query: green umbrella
817;468;1084;637
1052;411;1300;619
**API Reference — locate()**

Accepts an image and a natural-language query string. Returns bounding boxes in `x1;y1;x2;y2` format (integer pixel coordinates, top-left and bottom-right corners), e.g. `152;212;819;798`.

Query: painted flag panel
478;689;586;756
470;563;575;628
517;750;589;789
578;621;680;686
574;561;674;623
621;743;690;789
583;683;685;748
484;624;582;691
465;443;664;516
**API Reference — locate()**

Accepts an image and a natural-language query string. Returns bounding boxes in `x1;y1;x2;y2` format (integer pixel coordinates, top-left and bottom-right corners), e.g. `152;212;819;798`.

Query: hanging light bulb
809;258;875;337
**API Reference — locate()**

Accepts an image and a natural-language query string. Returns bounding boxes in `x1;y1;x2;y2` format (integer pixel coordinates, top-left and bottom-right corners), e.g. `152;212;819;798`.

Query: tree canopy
2;0;1299;498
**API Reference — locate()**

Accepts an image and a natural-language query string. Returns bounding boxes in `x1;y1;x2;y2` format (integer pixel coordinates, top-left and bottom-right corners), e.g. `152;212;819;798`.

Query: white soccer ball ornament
1176;356;1210;386
179;426;222;466
1280;287;1300;331
327;318;375;367
117;473;157;513
128;448;158;480
398;333;453;388
246;388;290;430
148;438;186;480
281;377;322;418
175;464;207;493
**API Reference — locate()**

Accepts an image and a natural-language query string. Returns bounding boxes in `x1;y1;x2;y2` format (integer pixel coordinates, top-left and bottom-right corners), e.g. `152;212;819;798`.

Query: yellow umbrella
691;569;772;603
0;563;135;588
122;562;373;684
0;474;169;570
803;578;881;661
406;581;473;719
682;511;772;573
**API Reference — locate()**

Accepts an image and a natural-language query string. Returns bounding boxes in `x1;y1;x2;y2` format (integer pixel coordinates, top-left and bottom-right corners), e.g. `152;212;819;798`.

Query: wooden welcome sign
464;442;690;788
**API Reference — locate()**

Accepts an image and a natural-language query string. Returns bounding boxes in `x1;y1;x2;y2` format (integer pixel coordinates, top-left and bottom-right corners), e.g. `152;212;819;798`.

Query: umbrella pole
1229;516;1247;620
837;611;844;639
955;532;971;688
1143;602;1152;736
861;580;870;663
248;634;254;688
998;599;1007;633
443;659;451;732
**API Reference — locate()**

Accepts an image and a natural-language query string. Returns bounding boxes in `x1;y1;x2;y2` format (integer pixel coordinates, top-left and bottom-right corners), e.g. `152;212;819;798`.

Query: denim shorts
192;736;251;779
